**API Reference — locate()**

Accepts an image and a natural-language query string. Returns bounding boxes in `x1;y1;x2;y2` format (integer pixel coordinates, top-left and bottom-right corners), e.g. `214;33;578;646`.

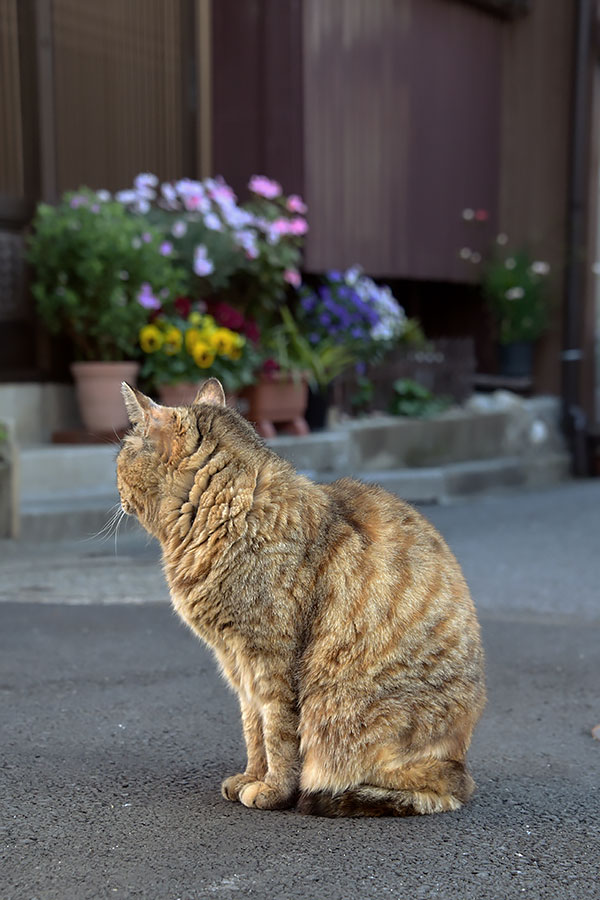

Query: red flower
262;358;280;378
213;301;244;331
474;209;489;222
174;296;192;318
242;319;260;343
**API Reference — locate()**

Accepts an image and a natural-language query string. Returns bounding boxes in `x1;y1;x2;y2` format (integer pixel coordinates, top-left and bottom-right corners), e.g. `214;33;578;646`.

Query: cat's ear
121;383;175;460
121;383;157;425
193;378;226;408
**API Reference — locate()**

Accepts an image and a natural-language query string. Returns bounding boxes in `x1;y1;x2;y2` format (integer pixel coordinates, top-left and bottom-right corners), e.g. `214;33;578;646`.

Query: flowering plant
482;250;550;344
138;302;259;394
117;173;306;331
458;209;551;344
27;188;184;361
296;267;423;364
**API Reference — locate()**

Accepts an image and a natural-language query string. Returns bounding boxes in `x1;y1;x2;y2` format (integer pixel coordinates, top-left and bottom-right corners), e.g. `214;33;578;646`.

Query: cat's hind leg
298;758;474;818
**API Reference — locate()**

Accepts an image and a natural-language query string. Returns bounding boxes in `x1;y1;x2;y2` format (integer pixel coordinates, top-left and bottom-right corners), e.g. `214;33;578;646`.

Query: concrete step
15;396;570;540
18;452;570;541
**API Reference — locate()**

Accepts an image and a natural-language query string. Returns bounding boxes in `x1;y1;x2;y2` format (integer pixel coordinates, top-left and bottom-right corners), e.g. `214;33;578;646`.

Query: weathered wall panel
499;0;574;394
303;0;502;280
51;0;193;193
211;0;304;198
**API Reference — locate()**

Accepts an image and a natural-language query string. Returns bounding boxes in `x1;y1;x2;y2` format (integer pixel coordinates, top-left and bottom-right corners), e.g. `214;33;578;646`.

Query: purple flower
137;283;161;310
69;195;86;209
309;333;320;345
319;313;331;327
159;241;173;256
90;204;100;213
142;232;153;244
328;270;342;281
193;244;214;277
301;296;316;312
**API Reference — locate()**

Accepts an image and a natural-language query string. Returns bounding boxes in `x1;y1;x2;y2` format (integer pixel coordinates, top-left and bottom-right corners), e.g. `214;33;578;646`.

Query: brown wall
498;0;575;394
302;0;502;280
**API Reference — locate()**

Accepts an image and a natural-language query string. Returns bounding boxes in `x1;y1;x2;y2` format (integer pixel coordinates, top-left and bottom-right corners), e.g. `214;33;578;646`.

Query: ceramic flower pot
242;374;309;438
71;361;140;433
498;341;534;378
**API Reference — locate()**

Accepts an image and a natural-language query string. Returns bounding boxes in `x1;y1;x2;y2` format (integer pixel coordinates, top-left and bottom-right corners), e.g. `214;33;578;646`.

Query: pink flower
288;217;308;236
210;183;236;205
284;269;301;288
248;175;282;199
474;209;489;222
286;194;307;215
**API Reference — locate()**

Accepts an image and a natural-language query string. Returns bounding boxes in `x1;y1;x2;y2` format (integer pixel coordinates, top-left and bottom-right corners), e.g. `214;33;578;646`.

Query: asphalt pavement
1;480;599;900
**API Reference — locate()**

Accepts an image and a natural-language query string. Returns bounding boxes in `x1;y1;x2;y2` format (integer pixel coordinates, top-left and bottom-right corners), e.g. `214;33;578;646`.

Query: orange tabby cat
117;378;485;817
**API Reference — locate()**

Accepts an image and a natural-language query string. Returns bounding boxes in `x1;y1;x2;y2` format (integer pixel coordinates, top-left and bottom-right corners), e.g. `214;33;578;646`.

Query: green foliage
265;307;357;389
27;189;185;360
351;375;374;413
482;250;550;344
389;379;450;418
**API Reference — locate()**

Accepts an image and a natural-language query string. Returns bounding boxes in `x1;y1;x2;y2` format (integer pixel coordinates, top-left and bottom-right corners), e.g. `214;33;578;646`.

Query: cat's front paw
221;773;258;802
238;780;295;810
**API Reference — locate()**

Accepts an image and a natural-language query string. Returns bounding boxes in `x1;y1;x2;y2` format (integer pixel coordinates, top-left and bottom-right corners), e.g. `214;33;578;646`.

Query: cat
117;378;486;817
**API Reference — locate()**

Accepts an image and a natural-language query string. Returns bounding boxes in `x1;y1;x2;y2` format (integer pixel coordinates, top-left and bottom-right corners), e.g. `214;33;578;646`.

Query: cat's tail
297;763;475;818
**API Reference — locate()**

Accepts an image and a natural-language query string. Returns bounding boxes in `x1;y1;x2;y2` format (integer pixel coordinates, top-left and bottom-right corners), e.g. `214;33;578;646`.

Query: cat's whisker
82;503;123;545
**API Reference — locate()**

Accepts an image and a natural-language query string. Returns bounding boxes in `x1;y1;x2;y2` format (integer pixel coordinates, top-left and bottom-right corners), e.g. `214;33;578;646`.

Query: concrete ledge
13;394;570;539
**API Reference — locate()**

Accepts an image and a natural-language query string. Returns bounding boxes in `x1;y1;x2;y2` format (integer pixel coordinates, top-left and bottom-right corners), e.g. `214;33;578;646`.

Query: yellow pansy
192;341;216;369
139;324;164;353
209;327;236;356
185;327;203;353
188;311;203;326
163;326;183;355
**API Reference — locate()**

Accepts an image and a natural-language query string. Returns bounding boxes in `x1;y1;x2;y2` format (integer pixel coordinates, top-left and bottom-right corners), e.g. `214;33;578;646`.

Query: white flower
470;252;482;264
505;257;516;270
135;172;158;189
171;219;187;239
116;189;137;205
462;208;475;221
96;190;111;202
161;183;179;208
193;244;214;277
592;262;600;276
204;212;223;231
459;247;472;260
505;286;525;300
496;233;509;245
530;260;550;276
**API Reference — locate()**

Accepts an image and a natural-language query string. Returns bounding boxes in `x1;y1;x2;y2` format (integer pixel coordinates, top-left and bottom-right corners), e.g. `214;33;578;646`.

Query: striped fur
117;379;486;817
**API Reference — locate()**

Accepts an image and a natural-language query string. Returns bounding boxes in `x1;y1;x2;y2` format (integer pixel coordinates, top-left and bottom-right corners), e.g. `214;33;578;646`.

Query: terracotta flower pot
71;360;140;433
242;374;309;438
158;382;201;407
158;382;239;409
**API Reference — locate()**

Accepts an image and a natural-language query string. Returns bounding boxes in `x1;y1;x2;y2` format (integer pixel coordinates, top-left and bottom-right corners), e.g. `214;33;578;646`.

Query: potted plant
295;267;423;427
138;299;259;406
116;172;306;329
27;186;184;432
482;250;551;377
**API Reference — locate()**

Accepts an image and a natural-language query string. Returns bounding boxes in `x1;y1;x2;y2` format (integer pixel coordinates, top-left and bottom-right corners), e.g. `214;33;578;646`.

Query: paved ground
1;480;599;900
